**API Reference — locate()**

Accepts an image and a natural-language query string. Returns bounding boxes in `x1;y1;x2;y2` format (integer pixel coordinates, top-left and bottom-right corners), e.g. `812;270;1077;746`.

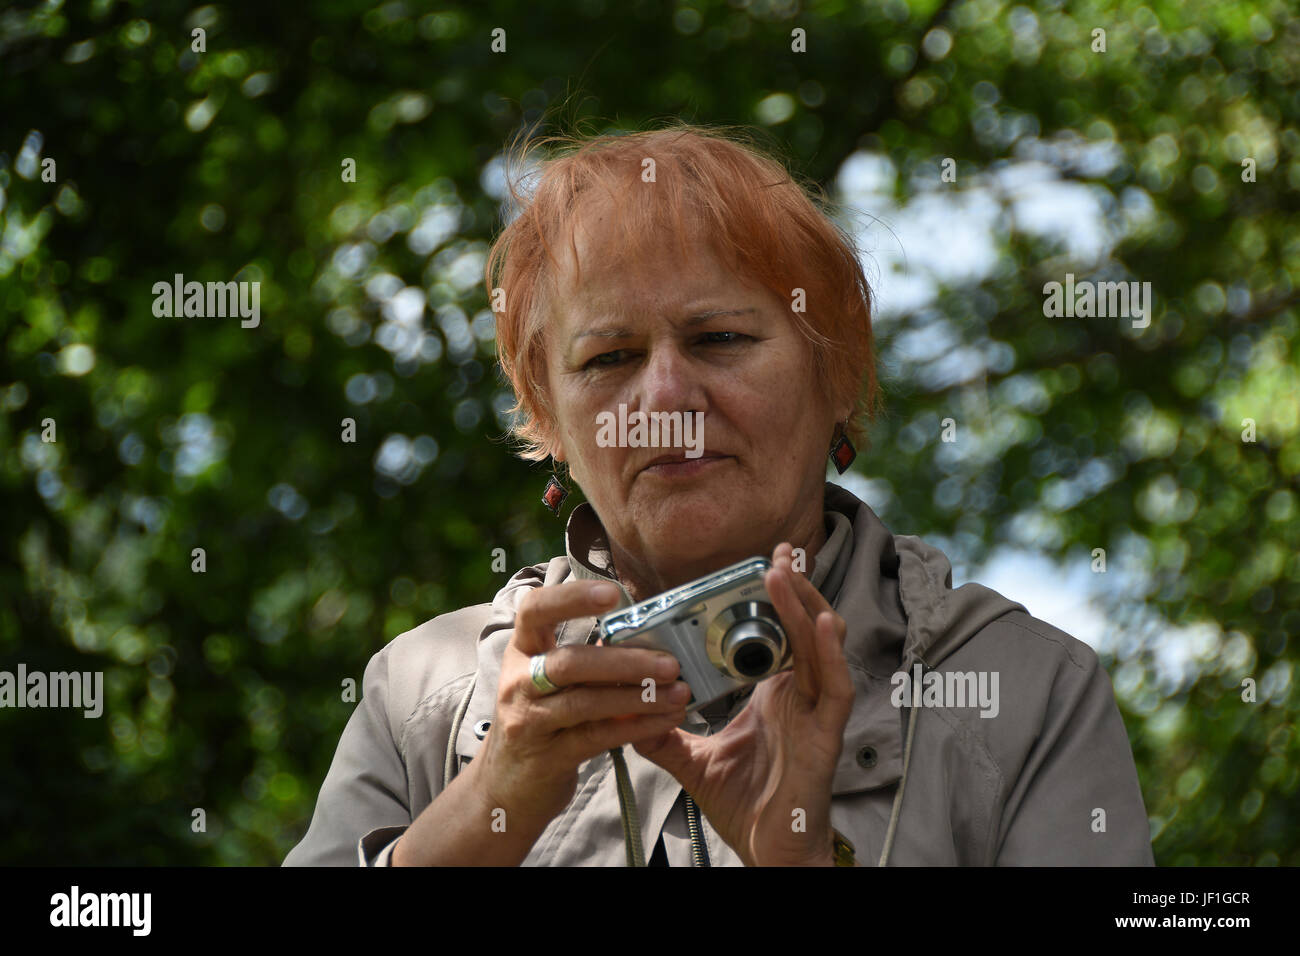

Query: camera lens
707;600;787;682
734;642;774;677
721;618;783;679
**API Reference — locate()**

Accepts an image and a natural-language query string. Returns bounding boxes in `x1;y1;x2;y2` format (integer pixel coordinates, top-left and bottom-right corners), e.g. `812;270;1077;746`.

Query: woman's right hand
469;578;691;838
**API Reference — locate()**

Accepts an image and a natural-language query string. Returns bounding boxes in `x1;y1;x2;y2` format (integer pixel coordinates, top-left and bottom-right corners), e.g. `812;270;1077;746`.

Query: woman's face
543;204;848;599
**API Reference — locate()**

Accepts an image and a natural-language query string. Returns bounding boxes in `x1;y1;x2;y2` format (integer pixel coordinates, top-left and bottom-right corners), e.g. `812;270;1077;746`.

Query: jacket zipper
683;792;711;867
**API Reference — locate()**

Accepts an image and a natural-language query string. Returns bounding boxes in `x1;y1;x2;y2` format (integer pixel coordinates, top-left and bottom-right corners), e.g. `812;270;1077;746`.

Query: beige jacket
284;482;1155;866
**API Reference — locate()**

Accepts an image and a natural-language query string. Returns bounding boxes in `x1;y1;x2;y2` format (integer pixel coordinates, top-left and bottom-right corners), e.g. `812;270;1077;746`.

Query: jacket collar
562;491;857;598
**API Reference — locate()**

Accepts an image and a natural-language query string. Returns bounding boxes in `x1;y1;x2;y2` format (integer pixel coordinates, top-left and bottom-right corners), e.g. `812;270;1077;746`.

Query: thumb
631;727;698;784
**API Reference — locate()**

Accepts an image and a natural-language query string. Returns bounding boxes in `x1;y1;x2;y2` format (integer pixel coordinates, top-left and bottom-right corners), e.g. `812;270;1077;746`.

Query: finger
526;643;680;691
784;564;847;649
783;557;831;617
766;548;812;693
630;725;703;790
779;543;829;694
814;611;855;727
510;580;622;655
562;711;691;768
527;680;692;734
765;559;819;701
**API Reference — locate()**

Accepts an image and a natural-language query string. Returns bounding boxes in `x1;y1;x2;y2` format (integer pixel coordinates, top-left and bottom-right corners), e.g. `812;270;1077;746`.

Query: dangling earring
829;421;857;474
541;471;569;516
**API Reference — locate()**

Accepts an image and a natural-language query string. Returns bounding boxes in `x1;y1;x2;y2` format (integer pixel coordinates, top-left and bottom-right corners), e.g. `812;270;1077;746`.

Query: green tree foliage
1;0;1295;864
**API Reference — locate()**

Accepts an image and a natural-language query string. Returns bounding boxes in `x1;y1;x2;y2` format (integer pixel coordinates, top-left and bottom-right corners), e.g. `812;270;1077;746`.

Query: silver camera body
598;557;790;713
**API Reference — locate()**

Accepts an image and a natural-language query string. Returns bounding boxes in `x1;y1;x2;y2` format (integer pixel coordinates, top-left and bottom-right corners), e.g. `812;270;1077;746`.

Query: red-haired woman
285;124;1153;867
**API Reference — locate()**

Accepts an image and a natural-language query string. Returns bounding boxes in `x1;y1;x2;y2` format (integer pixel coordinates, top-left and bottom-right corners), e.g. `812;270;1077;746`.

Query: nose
635;342;705;416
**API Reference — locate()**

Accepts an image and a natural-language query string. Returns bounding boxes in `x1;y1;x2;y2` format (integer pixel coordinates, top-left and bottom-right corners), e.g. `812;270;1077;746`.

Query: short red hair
485;120;880;463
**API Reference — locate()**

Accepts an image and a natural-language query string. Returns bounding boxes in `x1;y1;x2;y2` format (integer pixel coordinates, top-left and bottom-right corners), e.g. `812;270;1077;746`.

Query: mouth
639;452;733;479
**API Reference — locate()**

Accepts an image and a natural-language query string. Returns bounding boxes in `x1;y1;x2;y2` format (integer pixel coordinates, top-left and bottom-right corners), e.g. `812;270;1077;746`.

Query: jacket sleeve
994;641;1155;865
282;646;412;866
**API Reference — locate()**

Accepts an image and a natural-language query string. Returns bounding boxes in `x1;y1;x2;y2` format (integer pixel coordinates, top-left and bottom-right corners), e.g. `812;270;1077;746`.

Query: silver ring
529;653;561;696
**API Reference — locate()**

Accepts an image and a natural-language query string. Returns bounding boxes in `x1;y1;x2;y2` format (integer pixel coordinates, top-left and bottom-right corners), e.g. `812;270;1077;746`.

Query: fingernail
590;581;619;603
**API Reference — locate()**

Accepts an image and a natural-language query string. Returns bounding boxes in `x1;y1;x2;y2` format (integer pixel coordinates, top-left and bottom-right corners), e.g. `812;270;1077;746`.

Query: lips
639;452;731;473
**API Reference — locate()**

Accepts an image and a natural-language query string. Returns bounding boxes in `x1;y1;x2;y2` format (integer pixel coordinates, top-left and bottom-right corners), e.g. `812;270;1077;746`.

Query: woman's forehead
543;197;769;341
549;251;762;332
555;221;741;300
555;189;721;279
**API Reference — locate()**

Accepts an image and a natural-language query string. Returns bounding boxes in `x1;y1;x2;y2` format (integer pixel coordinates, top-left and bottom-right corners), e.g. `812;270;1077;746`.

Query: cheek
551;382;592;446
752;336;814;395
562;408;617;485
734;377;804;431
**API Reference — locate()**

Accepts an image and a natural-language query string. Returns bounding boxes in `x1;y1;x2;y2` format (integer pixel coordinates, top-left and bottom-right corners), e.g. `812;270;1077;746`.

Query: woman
284;123;1154;866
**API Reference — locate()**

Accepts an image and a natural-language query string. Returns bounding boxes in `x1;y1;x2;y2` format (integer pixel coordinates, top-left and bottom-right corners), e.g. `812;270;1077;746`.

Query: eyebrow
570;308;758;344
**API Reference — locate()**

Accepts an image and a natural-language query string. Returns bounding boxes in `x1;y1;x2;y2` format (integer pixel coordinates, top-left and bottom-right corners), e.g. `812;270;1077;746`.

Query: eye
583;349;630;370
699;331;748;345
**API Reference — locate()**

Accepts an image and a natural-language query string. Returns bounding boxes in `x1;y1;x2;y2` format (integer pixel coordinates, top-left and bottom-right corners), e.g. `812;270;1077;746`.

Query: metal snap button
473;718;492;739
856;745;877;769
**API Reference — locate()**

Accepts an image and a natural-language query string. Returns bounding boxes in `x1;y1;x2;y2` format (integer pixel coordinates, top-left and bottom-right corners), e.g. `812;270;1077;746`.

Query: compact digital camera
597;557;790;713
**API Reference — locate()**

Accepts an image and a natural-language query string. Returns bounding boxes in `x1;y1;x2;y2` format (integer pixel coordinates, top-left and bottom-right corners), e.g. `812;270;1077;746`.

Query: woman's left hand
632;542;855;866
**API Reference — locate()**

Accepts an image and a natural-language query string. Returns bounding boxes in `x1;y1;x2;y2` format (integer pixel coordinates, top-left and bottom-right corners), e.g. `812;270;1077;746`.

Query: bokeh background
1;0;1297;865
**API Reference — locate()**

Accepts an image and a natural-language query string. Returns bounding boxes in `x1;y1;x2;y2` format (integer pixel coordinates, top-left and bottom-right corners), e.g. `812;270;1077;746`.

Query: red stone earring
829;422;857;474
541;473;569;516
